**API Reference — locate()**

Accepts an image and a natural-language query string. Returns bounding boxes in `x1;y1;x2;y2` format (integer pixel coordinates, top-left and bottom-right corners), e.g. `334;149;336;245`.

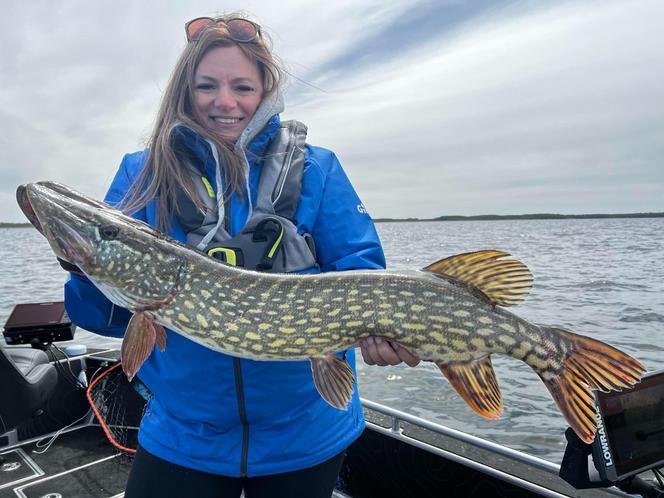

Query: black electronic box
592;368;664;482
3;301;76;345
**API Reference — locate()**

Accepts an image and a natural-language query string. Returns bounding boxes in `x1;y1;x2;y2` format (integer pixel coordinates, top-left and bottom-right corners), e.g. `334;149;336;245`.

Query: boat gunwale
360;398;629;497
361;398;559;472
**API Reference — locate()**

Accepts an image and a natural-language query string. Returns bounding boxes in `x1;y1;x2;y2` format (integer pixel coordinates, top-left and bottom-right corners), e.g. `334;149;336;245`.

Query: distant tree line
374;212;664;223
0;223;32;228
3;212;663;228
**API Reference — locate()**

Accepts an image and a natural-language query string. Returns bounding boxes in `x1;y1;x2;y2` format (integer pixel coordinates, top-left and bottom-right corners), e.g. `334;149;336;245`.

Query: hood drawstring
193;139;226;251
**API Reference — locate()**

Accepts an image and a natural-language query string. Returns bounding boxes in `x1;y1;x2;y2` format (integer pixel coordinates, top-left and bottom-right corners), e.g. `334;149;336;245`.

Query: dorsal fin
423;250;533;306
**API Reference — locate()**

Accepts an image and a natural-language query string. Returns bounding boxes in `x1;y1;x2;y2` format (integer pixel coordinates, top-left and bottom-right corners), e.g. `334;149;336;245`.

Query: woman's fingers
359;337;420;367
391;342;421;367
360;337;388;365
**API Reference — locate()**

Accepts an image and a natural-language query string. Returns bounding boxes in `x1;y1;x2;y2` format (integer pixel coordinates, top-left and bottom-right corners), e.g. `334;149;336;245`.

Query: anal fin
311;355;355;410
438;356;503;419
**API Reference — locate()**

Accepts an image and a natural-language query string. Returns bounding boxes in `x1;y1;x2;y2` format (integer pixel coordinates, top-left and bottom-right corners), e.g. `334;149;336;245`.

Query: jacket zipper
225;197;249;477
233;357;250;477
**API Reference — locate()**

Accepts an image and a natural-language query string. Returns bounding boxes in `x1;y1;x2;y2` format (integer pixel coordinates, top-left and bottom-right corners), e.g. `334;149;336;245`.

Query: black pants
124;445;345;498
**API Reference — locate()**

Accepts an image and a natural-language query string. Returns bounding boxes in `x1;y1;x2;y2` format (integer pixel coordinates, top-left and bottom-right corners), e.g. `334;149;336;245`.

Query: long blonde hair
122;14;282;230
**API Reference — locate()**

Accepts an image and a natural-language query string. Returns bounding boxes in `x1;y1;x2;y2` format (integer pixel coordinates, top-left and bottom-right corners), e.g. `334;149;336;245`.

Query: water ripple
2;220;663;464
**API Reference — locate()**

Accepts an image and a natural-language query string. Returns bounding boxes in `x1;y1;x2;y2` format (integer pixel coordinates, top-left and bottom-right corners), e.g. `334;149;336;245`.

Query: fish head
22;182;186;311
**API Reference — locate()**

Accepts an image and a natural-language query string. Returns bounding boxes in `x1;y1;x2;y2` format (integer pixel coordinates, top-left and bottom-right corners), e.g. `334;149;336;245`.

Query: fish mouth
17;184;44;235
22;183;96;267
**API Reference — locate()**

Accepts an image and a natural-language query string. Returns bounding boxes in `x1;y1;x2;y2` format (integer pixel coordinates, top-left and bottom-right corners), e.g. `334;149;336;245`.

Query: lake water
1;219;662;463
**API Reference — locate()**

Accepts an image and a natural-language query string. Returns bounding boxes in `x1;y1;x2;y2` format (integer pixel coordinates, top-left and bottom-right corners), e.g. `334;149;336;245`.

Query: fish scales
159;258;554;370
19;181;646;444
72;220;564;366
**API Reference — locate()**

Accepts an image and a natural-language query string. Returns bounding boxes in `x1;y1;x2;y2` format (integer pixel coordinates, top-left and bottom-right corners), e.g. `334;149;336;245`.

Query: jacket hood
234;90;284;154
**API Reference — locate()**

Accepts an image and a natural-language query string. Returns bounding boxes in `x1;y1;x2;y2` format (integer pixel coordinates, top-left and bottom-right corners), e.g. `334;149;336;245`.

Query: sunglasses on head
185;17;261;43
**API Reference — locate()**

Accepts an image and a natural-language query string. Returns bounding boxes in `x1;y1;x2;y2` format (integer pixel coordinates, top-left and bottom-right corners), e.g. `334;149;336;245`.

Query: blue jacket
64;115;386;477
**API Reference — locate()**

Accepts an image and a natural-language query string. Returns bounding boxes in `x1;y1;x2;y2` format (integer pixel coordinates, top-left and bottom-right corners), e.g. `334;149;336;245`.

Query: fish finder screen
4;302;67;330
596;369;664;479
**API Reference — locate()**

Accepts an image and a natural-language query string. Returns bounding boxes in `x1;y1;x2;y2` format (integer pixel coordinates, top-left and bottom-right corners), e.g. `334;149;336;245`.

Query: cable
30;366;105;455
51;343;81;383
32;408;92;454
87;365;104;385
45;346;81;388
47;343;89;389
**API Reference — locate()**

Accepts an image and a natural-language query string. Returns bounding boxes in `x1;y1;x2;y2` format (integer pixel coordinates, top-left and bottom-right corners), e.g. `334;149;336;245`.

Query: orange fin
154;322;167;352
310;355;355;410
423;250;533;307
121;312;156;382
537;327;645;444
437;356;503;419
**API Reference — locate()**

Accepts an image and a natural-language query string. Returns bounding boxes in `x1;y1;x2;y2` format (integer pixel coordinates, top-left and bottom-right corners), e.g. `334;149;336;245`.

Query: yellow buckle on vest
207;247;238;266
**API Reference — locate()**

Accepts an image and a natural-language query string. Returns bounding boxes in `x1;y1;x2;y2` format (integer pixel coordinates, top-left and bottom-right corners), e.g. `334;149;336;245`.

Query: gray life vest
176;120;319;273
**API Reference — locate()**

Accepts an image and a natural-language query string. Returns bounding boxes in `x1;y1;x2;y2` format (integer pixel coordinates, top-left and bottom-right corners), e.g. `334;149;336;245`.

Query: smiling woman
118;16;283;232
57;11;418;498
193;46;264;142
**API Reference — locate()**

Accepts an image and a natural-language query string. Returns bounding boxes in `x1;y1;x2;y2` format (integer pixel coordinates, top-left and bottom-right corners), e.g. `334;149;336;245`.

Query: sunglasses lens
186;18;214;41
226;19;258;42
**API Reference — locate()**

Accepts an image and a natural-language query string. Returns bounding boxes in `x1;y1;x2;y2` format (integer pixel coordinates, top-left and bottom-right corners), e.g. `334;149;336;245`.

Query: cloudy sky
1;0;662;222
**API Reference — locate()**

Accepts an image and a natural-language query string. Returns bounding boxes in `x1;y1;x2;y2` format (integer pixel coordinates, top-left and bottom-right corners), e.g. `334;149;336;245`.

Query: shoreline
2;212;663;228
374;212;664;223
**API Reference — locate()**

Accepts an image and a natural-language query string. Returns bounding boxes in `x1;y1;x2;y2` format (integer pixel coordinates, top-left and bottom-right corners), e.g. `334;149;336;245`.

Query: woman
64;15;418;498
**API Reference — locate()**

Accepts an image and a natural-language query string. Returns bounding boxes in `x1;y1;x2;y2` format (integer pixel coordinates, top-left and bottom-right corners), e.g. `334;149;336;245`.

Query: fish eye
99;224;120;240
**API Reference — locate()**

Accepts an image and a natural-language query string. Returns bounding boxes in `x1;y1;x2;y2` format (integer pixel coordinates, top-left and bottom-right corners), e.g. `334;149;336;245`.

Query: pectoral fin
438;356;503;419
154;321;167;352
311;355;356;410
121;312;159;382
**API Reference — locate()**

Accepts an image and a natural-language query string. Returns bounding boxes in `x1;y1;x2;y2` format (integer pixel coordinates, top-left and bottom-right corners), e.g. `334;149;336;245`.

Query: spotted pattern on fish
22;181;646;446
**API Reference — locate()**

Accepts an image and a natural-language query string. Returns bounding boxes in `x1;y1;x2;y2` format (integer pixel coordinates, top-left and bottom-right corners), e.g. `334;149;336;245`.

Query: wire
87;365;104;385
30;367;105;455
32;408;92;454
51;343;81;382
45;346;81;388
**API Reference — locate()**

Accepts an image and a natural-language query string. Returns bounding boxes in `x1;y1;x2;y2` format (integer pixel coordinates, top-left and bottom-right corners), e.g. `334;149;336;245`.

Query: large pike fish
18;181;645;443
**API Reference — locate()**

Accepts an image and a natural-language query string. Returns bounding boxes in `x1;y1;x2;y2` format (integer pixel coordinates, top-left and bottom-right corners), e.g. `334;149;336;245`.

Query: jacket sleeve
63;154;147;338
309;150;386;272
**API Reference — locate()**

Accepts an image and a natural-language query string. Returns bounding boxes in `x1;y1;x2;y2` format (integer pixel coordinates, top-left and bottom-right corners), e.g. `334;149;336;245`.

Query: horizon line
2;212;663;228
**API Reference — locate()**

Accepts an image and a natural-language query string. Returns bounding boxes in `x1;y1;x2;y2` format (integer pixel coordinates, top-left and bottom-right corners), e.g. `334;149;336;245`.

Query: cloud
284;0;664;217
1;0;662;222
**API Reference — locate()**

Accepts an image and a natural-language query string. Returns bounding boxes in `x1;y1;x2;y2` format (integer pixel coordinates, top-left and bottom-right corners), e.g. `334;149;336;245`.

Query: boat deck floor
0;416;627;498
0;426;129;498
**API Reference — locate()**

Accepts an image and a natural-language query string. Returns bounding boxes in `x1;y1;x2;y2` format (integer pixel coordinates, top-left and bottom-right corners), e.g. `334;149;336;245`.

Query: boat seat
0;347;58;435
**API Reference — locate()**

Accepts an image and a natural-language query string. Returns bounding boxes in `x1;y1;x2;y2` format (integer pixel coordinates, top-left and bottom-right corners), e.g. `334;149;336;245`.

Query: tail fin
538;327;645;444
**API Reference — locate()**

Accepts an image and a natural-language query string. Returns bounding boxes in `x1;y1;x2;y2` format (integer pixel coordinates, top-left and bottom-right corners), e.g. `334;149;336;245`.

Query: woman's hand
359;337;420;367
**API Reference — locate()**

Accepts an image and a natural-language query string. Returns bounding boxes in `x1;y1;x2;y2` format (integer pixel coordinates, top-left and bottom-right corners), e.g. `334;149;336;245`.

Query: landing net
86;362;148;455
